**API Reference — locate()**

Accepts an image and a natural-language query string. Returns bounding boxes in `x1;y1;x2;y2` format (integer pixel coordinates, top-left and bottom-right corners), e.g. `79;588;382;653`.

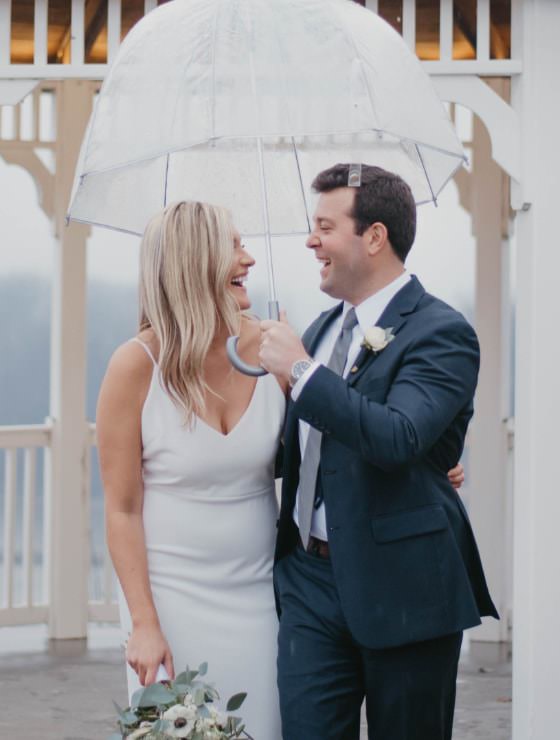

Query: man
259;164;498;740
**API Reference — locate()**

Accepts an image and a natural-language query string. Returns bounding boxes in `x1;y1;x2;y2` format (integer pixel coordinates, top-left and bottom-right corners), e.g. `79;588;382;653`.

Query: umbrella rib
68;216;144;237
334;1;379;131
414;143;437;205
210;0;222;139
430;157;467;203
163;153;170;207
291;137;311;233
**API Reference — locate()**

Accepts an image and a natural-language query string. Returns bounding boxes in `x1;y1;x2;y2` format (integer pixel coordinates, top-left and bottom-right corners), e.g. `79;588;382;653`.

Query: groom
259;164;498;740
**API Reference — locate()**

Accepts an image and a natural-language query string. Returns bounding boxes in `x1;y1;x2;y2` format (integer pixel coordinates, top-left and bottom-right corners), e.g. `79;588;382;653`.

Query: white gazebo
0;2;558;738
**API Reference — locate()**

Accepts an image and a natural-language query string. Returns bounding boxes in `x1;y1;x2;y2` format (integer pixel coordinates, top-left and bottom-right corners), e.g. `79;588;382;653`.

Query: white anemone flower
162;704;195;738
183;693;196;706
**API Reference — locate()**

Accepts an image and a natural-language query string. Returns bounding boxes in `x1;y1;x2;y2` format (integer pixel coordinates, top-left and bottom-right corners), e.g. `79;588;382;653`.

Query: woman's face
228;229;255;310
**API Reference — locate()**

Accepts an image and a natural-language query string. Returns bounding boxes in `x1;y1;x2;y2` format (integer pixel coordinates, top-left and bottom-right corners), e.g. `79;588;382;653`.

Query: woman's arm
97;341;174;686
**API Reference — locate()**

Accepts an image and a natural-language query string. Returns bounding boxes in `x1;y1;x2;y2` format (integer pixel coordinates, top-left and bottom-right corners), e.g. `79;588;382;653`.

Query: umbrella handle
226;336;268;377
227;301;280;376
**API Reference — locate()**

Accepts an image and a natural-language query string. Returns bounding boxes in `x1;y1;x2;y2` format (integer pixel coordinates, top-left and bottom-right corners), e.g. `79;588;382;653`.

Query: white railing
0;422;118;629
0;424;51;626
86;423;119;624
0;0;521;82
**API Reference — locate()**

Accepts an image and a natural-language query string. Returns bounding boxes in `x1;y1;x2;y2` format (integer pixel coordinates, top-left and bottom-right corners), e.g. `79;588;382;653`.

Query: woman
97;201;285;739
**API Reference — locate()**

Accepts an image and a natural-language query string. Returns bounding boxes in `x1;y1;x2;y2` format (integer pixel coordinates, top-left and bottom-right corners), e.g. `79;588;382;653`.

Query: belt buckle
309;538;320;556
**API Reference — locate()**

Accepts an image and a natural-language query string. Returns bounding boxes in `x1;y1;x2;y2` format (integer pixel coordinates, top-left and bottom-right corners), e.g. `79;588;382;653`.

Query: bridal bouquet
108;662;251;740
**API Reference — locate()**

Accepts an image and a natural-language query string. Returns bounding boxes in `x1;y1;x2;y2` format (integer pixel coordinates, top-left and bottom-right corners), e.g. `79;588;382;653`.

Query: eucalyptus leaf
121;710;139;727
193;687;206;705
226;692;247;711
106;734;122;740
182;664;200;682
130;686;145;709
205;686;220;701
198;661;208;676
137;682;176;708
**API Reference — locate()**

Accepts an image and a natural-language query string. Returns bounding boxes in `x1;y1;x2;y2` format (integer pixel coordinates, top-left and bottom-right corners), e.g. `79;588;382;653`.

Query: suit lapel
302;302;343;356
348;275;425;387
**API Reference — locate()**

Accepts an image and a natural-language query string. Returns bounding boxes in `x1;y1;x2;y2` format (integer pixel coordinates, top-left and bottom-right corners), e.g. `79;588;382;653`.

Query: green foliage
109;661;251;739
226;693;247;712
137;682;177;708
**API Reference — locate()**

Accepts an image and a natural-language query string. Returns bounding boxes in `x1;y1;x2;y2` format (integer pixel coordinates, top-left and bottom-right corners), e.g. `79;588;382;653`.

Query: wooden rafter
84;0;109;60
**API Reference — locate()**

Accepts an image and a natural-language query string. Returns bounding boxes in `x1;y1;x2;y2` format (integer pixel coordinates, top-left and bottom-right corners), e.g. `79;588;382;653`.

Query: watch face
293;360;311;377
290;360;311;386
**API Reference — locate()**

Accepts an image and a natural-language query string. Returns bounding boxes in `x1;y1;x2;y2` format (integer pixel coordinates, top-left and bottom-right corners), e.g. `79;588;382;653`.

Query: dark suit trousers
275;545;463;740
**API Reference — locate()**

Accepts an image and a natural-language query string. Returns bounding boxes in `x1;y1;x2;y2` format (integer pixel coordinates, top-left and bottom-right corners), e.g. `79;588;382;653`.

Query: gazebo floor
0;626;511;739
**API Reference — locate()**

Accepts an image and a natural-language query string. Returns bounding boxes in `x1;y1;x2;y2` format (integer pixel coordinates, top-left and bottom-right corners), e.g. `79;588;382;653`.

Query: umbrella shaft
256;136;278;304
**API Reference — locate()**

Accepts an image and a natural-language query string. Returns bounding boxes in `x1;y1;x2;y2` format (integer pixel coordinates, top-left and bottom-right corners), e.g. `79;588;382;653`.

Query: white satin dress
117;339;285;740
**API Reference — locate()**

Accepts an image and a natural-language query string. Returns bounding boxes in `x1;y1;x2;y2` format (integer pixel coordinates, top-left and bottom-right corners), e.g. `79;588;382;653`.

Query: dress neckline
194;376;261;438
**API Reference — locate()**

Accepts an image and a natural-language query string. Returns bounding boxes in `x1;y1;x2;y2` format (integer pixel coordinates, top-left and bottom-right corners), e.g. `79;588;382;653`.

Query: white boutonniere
361;326;395;353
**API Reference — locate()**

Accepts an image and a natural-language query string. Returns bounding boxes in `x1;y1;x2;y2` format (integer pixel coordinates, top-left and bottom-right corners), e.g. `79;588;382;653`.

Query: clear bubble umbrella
67;0;466;375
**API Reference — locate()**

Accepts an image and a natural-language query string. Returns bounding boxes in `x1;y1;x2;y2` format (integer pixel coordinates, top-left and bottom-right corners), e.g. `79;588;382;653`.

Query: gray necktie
298;308;358;547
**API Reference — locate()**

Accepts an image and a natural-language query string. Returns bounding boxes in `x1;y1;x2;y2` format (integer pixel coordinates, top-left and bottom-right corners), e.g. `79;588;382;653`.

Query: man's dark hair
311;164;417;262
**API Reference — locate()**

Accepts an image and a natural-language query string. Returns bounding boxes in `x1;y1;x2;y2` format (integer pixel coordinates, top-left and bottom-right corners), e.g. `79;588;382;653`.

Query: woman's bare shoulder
101;335;156;404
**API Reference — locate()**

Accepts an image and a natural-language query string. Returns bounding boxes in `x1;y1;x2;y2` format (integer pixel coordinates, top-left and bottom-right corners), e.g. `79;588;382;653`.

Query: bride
96;201;285;739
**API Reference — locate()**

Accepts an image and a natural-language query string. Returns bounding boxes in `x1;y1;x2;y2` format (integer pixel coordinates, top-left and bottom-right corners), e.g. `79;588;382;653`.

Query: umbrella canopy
67;0;465;237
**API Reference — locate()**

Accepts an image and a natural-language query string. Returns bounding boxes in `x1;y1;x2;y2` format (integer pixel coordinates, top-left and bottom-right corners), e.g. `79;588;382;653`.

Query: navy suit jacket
275;276;498;649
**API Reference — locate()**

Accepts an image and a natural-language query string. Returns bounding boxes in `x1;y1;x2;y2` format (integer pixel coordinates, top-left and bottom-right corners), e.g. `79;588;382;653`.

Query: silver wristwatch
289;358;313;388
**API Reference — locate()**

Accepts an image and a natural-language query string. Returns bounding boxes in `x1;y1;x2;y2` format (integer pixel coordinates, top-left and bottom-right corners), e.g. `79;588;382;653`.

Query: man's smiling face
306;187;371;303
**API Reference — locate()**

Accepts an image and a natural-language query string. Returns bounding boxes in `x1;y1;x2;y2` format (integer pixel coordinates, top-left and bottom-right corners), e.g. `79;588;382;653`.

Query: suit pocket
371;505;448;543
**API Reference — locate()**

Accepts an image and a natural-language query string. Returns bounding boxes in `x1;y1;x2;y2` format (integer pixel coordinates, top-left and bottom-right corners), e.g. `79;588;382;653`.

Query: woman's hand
126;623;175;687
448;463;465;490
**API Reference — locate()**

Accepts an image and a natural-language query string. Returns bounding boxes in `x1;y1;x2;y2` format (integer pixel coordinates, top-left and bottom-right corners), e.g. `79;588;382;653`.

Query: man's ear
364;222;389;256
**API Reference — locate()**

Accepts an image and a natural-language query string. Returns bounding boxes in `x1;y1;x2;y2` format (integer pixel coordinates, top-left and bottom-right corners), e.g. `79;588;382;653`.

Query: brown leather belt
299;534;330;559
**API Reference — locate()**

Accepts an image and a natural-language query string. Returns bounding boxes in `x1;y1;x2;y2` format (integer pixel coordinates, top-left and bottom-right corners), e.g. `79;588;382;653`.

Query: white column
439;0;453;61
71;0;85;67
34;0;48;66
0;1;11;67
47;80;92;640
402;0;416;52
511;1;560;738
107;0;122;64
476;0;490;62
468;109;512;643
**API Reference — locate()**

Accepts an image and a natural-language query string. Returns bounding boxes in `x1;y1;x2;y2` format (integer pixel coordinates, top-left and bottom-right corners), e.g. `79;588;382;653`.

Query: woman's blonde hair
139;201;240;423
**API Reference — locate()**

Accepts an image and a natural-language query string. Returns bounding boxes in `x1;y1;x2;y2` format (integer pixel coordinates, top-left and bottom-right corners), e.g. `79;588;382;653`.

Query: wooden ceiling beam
84;0;109;59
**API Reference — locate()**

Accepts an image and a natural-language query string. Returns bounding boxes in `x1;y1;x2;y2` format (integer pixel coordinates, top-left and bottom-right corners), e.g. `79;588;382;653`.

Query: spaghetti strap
130;337;158;366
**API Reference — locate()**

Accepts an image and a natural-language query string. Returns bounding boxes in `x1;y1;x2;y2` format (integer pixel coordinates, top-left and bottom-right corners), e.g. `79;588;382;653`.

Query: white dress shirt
292;271;411;541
